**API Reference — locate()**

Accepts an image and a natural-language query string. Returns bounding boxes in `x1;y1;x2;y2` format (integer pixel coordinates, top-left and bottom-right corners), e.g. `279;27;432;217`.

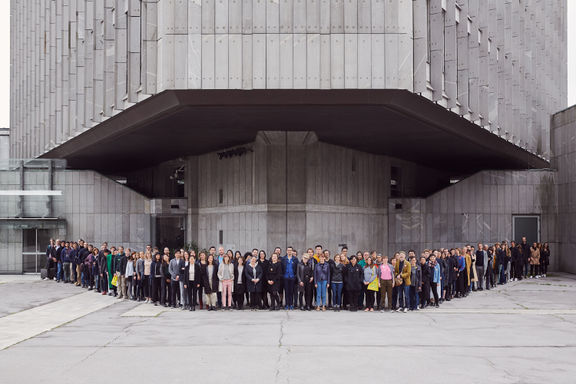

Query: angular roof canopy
41;89;549;173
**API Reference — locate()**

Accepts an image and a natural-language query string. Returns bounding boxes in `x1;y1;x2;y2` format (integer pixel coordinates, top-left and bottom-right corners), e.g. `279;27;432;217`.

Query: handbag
111;274;118;287
367;268;379;291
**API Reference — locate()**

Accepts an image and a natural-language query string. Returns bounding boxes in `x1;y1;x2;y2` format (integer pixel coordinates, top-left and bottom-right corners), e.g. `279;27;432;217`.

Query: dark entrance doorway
154;217;185;252
512;215;540;244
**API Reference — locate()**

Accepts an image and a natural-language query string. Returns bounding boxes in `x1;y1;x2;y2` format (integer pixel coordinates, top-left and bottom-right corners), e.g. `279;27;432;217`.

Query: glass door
22;229;52;273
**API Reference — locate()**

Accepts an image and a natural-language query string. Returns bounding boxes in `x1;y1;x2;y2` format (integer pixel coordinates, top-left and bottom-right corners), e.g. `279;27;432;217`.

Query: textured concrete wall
388;169;559;270
0;169;151;272
10;0;566;161
0;129;9;162
551;105;576;274
188;132;391;254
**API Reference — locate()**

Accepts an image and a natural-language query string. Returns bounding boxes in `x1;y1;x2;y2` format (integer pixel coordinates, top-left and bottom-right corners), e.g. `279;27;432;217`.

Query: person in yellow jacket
394;252;411;313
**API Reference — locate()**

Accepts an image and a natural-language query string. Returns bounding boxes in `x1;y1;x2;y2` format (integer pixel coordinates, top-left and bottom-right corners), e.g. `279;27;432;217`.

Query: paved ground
0;274;575;383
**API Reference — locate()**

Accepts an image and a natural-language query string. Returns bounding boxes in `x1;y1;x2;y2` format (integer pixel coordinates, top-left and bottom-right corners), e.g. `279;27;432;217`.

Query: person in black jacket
245;256;263;310
345;256;364;312
201;254;220;311
161;255;171;307
150;253;163;305
183;252;200;311
297;254;314;310
98;248;110;295
258;251;270;309
233;256;247;310
265;253;282;310
419;256;431;308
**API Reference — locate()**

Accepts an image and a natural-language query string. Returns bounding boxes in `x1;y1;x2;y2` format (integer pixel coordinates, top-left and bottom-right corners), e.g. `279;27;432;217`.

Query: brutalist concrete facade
4;0;571;273
10;0;567;159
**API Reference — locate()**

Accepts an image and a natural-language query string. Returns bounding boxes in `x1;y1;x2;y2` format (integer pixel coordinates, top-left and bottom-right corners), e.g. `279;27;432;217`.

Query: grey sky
0;1;574;128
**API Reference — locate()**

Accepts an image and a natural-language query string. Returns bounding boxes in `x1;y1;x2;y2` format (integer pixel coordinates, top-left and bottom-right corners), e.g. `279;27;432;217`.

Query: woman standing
330;254;345;311
245;255;263;310
297;254;315;310
161;255;171;307
197;252;207;309
150;253;162;306
201;254;219;310
540;243;550;277
265;253;282;310
429;254;441;307
363;257;379;312
258;251;270;309
345;256;363;312
125;253;136;300
233;256;246;310
530;243;541;278
217;254;235;310
184;253;200;311
314;253;330;311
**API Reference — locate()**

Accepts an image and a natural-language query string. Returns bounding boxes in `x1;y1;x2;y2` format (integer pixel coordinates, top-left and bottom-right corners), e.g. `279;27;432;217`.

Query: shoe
396;307;402;312
102;292;107;295
322;306;326;311
369;308;374;312
364;308;370;312
403;308;408;313
316;306;321;311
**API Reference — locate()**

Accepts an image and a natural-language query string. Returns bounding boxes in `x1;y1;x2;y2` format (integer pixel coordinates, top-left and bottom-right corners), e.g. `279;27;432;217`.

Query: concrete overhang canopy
41;89;549;173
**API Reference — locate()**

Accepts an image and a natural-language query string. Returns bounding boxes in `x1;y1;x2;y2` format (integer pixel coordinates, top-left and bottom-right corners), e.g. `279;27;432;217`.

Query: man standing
520;237;530;279
169;251;183;308
475;243;486;290
395;252;411;313
281;246;298;310
45;239;56;280
116;247;128;299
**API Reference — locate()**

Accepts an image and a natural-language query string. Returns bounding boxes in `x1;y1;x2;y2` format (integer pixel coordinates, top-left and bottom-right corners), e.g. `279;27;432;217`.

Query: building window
219;230;224;245
219;189;224;204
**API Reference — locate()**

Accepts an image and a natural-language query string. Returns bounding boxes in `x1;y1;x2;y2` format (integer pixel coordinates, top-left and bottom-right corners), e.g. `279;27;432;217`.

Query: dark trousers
303;281;314;308
409;286;418;310
457;272;466;295
392;286;399;309
284;277;296;307
348;290;360;310
233;287;245;309
541;263;548;275
515;262;524;280
160;278;168;305
269;287;280;308
421;281;430;305
358;286;365;308
250;292;261;309
100;271;108;293
430;282;439;304
170;280;180;306
530;264;540;276
151;277;161;302
261;285;270;308
187;284;198;307
365;289;375;309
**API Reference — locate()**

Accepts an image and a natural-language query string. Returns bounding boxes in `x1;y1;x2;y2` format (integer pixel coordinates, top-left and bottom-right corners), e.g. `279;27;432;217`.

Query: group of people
43;237;550;313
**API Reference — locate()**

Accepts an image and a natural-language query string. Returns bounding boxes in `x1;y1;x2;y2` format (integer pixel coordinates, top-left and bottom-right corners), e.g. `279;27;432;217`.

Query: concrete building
0;128;9;162
3;0;571;272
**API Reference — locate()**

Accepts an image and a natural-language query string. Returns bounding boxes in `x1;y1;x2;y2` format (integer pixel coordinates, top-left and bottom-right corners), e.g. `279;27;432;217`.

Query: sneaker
396;307;402;312
403;308;408;313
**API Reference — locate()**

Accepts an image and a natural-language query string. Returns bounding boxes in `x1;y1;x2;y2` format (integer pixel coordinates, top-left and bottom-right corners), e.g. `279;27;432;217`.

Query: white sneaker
396;307;402;312
403;308;408;313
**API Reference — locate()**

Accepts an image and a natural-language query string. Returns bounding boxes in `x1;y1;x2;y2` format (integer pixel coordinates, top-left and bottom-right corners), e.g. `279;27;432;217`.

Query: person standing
281;247;298;310
363;257;379;312
314;253;331;311
520;237;530;279
297;254;315;311
116;247;128;299
345;256;364;312
475;243;486;290
429;254;441;307
378;255;394;311
395;252;411;313
540;243;550;277
125;253;135;300
245;255;263;310
150;253;162;305
98;248;110;295
530;243;540;278
217;254;235;310
330;254;345;311
409;257;421;310
419;255;431;308
201;254;219;310
233;256;246;310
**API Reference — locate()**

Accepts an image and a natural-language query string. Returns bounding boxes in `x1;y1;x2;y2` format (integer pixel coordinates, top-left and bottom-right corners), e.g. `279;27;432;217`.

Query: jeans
399;284;411;309
180;281;188;306
56;262;63;281
331;282;343;307
62;262;71;282
316;280;328;307
476;266;484;289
